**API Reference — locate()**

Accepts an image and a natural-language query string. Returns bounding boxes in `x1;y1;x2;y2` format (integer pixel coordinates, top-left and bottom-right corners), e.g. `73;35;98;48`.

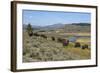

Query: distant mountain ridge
40;23;90;30
71;23;90;26
40;23;65;30
23;23;90;30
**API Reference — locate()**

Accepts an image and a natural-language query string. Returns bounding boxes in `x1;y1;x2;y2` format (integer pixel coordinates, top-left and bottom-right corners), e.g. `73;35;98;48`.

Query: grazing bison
57;38;63;43
62;39;69;46
40;34;47;39
74;42;81;47
33;33;40;36
51;36;55;41
28;31;33;37
81;44;88;49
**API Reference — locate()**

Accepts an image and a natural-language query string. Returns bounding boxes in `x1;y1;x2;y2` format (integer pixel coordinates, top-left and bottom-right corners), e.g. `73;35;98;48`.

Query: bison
62;39;69;46
40;34;47;39
51;36;55;41
33;33;40;36
74;42;81;48
81;44;88;49
28;32;33;37
57;38;63;43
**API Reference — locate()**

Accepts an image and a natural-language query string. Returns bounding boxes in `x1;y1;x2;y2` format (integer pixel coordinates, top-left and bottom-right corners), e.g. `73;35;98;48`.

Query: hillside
23;30;91;62
23;23;91;62
23;23;90;33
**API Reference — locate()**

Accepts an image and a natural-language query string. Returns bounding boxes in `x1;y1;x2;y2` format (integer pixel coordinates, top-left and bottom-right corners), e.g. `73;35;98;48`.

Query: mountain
71;23;90;26
32;25;42;29
45;23;64;28
63;23;91;32
23;23;90;32
23;24;42;30
40;23;65;30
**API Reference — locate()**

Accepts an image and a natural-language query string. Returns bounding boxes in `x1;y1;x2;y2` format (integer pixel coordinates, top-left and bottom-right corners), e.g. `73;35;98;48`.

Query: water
68;36;90;42
68;37;77;42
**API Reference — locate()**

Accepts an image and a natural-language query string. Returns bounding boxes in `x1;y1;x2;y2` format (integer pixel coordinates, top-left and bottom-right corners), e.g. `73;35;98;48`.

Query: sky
23;10;91;26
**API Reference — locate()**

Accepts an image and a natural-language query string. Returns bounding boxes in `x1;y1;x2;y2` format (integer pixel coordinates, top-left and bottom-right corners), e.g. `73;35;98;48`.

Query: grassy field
23;30;91;62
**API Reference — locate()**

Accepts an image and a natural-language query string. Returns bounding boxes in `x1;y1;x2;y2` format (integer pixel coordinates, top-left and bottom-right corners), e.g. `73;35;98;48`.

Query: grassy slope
23;30;91;62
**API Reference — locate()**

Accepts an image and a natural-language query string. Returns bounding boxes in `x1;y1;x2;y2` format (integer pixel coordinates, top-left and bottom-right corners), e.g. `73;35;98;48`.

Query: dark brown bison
28;32;33;37
62;39;69;46
74;42;81;48
81;44;88;49
57;38;63;43
51;36;55;41
40;34;47;39
33;33;39;36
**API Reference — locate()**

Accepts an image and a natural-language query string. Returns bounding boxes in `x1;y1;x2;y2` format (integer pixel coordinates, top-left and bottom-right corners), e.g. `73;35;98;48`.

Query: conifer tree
27;23;33;36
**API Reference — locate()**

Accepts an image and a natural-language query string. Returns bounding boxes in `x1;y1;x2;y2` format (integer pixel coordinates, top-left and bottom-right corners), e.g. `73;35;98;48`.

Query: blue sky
23;10;91;26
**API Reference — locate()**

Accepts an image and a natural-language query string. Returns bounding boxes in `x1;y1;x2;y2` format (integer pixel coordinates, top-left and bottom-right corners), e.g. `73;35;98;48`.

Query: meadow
23;25;91;62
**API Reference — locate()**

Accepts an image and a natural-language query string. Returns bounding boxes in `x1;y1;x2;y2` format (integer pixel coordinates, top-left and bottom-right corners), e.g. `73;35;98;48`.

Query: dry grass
63;42;91;60
23;31;91;62
60;32;90;36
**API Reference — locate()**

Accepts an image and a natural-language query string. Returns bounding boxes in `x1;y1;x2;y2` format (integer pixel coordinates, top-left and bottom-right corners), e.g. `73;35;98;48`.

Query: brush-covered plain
23;24;91;62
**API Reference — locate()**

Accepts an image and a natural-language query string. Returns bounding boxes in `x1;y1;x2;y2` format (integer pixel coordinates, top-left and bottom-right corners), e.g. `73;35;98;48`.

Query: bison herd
28;32;90;50
74;42;89;49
